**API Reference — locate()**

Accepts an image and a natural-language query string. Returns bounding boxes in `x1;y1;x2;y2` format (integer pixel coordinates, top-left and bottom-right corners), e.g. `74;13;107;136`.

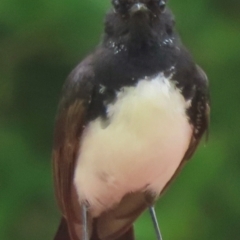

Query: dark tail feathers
54;217;134;240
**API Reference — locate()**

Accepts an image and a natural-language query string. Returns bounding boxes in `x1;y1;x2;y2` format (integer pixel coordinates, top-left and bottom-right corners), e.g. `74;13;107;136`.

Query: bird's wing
162;64;210;193
184;65;210;160
53;56;95;240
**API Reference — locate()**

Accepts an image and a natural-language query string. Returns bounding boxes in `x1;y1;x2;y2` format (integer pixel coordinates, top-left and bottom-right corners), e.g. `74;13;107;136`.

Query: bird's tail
54;217;135;240
113;226;135;240
54;217;71;240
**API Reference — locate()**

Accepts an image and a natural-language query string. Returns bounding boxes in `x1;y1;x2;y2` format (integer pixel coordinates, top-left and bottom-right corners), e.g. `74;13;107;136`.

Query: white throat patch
74;73;192;217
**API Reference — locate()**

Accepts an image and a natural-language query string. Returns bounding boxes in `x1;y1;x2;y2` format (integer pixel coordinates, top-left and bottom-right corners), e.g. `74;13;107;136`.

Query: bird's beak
129;3;149;16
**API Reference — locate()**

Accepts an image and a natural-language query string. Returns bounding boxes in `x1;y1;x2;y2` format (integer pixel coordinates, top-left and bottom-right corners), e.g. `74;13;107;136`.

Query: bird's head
104;0;175;49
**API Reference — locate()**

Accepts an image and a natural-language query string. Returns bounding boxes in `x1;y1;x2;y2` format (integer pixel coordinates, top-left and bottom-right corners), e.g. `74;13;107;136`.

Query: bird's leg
149;206;163;240
82;203;89;240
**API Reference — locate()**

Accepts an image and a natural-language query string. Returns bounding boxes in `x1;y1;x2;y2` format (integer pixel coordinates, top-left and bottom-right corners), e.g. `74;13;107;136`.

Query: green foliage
1;0;239;239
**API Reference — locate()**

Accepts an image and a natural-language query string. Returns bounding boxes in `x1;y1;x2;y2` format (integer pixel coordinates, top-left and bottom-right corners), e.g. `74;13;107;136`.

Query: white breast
74;73;192;217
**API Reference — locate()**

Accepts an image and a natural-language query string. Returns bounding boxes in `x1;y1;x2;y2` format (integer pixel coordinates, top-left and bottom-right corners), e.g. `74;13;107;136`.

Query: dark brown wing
162;65;210;193
184;65;210;160
53;57;95;240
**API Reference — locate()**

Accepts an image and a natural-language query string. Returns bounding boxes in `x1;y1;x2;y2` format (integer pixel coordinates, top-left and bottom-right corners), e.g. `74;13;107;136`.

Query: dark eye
158;0;166;12
112;0;121;11
112;0;130;14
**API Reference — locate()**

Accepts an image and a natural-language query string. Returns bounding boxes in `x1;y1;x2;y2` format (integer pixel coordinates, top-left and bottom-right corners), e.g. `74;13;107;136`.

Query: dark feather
53;57;95;239
95;192;155;240
161;65;210;194
54;217;71;240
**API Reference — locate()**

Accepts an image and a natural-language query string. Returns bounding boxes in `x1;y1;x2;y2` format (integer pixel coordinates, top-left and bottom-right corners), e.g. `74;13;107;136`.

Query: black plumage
53;1;210;239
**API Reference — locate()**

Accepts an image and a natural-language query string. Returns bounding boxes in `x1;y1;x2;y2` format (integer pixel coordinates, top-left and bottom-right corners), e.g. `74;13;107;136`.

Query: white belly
74;73;192;217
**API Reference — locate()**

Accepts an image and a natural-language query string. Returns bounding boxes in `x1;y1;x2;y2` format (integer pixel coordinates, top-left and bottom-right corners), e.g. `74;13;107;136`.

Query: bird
52;0;210;240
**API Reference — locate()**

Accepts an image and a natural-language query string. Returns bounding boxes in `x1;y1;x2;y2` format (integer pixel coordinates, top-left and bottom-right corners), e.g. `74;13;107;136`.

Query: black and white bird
53;0;210;239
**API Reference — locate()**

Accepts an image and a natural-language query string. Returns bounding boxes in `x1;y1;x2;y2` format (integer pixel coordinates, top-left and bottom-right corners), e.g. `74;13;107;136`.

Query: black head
104;0;175;50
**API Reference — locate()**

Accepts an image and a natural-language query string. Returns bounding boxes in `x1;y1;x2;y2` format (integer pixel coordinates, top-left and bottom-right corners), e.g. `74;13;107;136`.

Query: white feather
74;74;192;217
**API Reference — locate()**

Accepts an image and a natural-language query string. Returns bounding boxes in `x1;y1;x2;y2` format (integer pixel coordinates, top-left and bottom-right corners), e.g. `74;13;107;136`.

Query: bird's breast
74;73;192;217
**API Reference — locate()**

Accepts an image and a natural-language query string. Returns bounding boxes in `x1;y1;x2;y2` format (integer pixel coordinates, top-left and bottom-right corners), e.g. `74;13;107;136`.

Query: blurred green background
1;0;240;239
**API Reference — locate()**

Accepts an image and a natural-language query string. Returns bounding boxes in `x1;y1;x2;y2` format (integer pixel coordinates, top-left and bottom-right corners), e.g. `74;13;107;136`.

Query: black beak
129;3;149;16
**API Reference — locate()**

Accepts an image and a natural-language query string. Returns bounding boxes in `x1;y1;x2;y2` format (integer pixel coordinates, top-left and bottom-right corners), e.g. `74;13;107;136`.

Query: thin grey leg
82;204;89;240
149;206;163;240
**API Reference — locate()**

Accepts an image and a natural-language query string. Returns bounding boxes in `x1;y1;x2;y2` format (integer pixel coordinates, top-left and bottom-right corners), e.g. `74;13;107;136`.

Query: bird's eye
158;0;166;12
112;0;121;11
112;0;131;14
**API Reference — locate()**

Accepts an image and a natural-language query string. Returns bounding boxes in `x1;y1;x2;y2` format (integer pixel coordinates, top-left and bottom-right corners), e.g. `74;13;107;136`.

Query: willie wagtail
53;0;210;239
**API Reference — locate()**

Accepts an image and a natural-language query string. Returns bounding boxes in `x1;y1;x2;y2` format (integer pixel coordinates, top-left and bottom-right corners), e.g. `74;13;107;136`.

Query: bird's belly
74;74;192;217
